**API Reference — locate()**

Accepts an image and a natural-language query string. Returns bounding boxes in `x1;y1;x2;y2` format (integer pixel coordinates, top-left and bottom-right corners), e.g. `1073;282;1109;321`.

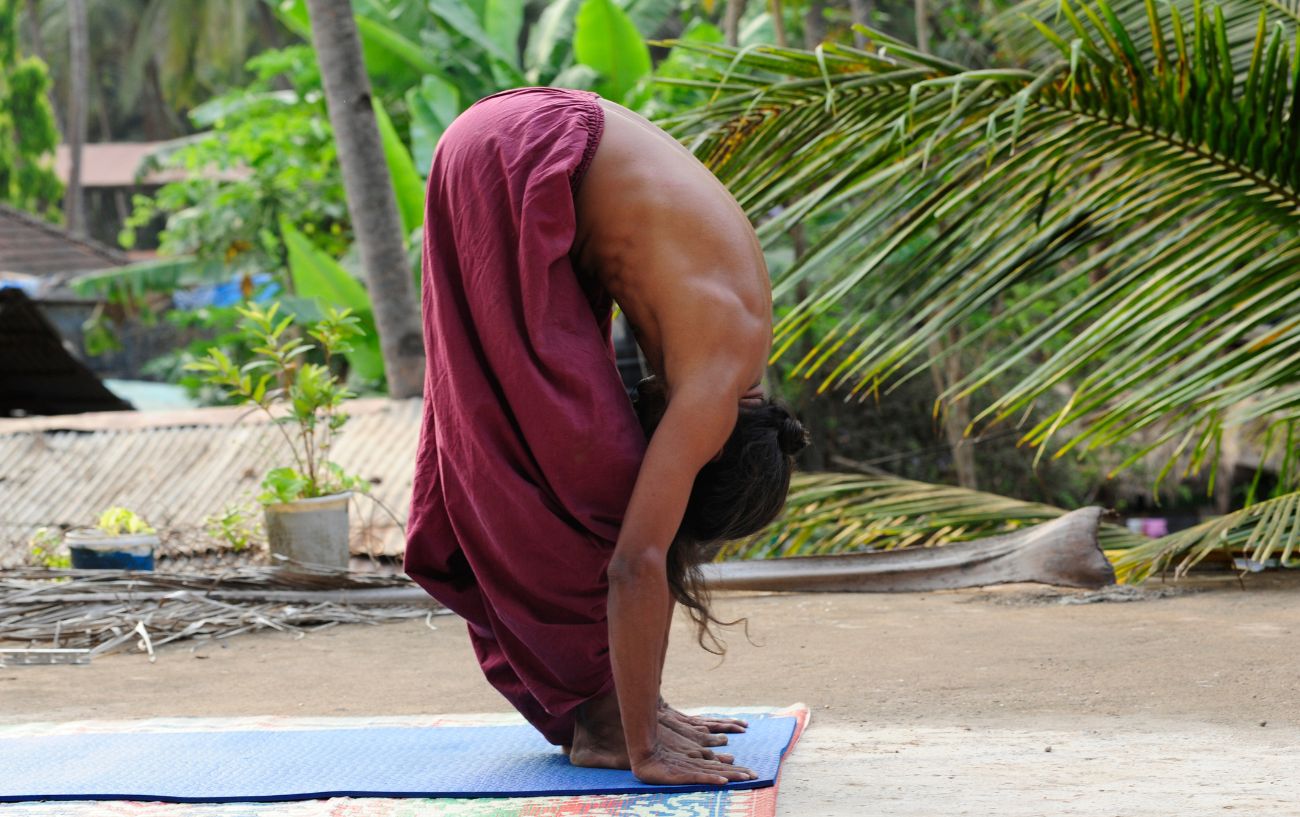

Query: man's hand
632;726;756;786
660;700;748;745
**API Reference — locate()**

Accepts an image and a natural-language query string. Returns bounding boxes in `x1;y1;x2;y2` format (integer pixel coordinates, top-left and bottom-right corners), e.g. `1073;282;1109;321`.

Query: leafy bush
186;302;369;505
96;508;155;536
121;46;349;275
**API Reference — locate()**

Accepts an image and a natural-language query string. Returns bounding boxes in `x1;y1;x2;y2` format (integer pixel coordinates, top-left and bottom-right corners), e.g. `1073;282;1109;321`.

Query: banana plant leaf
275;0;441;82
69;256;231;301
427;0;524;84
573;0;652;104
407;75;462;177
372;99;425;237
280;220;385;382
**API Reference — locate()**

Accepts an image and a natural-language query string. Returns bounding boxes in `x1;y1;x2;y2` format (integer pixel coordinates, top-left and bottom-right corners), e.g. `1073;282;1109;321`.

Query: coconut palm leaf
69;256;232;302
664;1;1300;576
665;3;1300;474
1113;489;1300;580
720;472;1149;561
994;0;1300;68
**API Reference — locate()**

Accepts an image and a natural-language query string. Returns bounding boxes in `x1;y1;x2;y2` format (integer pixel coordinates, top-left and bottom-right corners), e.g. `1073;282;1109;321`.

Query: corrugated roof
0;398;420;568
0;204;128;278
54;141;247;188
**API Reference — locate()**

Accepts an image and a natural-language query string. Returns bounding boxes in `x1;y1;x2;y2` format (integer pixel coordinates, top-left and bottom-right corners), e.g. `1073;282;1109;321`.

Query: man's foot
569;692;631;770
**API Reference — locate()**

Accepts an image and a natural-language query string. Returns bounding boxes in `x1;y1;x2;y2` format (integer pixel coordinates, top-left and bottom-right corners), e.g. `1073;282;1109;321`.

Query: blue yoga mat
0;713;798;803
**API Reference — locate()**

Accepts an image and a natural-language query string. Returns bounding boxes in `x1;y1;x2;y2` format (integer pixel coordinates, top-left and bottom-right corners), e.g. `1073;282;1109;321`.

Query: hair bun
777;415;810;456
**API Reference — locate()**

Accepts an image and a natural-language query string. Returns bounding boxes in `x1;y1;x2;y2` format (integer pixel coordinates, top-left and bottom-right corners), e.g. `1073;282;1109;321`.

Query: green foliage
526;0;585;84
260;462;367;505
27;527;70;569
668;0;1300;576
96;507;155;536
121;45;348;273
406;74;461;175
185;302;369;505
574;0;653;104
0;1;61;219
281;220;385;382
203;503;263;551
996;0;1300;67
372;99;425;237
1114;490;1300;582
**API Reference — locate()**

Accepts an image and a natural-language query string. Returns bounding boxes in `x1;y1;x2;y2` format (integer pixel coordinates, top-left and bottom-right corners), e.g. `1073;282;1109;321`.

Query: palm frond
665;2;1300;480
1112;487;1300;580
993;0;1300;68
720;473;1148;560
70;256;232;302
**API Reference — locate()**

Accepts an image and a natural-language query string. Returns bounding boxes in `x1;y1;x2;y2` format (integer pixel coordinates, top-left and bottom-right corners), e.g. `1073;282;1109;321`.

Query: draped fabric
405;89;646;745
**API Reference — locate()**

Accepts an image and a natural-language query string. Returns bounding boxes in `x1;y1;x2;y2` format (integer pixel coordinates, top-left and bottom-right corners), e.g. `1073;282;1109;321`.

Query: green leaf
574;0;652;104
620;0;679;37
280;220;385;381
372;99;425;236
354;15;440;76
485;0;525;83
526;0;584;83
406;75;462;177
260;466;311;505
69;256;231;301
428;0;525;82
278;0;439;81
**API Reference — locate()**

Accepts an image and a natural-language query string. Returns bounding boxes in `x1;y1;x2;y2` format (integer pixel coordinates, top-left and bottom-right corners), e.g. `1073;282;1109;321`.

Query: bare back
573;100;771;399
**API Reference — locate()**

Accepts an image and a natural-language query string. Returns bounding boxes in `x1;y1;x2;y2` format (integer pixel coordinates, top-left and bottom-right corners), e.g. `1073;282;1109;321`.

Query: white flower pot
263;492;352;569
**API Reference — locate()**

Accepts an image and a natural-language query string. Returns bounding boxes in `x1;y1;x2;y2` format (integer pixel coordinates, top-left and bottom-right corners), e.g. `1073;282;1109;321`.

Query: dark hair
633;377;809;653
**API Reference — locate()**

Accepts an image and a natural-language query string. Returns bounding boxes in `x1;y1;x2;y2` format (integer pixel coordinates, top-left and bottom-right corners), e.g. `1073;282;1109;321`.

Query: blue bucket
68;547;155;571
64;531;158;571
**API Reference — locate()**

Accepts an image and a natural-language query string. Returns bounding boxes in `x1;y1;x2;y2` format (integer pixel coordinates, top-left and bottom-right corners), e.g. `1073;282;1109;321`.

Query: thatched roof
0;204;127;280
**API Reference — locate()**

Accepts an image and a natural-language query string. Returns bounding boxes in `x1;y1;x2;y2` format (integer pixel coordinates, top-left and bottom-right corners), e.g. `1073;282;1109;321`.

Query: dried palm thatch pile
0;564;443;660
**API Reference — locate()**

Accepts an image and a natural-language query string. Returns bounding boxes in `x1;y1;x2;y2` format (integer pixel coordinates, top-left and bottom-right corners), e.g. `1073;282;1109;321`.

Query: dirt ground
5;573;1300;815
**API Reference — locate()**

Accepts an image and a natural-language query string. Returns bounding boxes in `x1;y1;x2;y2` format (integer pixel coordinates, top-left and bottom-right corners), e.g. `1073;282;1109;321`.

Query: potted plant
187;302;368;569
63;508;159;570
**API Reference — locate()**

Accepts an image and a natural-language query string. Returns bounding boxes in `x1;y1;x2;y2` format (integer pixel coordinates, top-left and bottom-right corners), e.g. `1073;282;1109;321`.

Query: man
405;88;806;786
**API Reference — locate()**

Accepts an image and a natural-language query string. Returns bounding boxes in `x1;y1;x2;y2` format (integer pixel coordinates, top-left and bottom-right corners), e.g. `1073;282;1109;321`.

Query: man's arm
607;382;755;785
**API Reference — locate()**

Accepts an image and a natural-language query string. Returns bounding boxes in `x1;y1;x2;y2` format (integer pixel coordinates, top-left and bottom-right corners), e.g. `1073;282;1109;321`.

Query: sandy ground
5;574;1300;815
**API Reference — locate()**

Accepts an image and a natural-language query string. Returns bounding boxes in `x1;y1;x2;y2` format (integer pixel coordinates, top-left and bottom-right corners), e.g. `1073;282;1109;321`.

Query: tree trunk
802;0;826;48
304;0;425;398
928;333;977;490
849;0;870;48
914;0;930;52
703;508;1117;591
789;226;827;470
724;0;746;46
64;0;88;235
768;0;787;46
94;80;129;225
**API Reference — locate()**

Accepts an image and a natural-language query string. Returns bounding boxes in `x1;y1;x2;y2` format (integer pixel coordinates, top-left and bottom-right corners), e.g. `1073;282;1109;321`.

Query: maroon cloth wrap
404;88;646;745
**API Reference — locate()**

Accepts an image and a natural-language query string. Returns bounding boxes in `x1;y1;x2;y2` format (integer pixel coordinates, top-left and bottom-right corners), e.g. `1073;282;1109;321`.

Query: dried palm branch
0;565;443;658
720;473;1147;560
